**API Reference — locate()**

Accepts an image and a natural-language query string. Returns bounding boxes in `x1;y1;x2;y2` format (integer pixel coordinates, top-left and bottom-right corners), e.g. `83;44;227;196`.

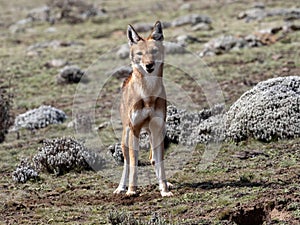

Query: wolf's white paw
167;182;173;189
113;187;126;194
126;190;138;196
161;191;173;197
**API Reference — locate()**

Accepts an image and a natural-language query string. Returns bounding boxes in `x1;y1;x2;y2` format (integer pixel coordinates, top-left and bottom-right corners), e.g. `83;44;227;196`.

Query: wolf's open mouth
146;68;154;73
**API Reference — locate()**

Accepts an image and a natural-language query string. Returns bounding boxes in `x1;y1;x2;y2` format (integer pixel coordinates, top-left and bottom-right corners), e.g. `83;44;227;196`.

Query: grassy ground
0;0;300;224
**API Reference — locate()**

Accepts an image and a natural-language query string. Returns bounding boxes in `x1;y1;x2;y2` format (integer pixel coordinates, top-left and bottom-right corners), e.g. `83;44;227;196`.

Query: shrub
12;159;39;183
0;86;13;143
226;76;300;142
11;105;67;132
33;137;104;175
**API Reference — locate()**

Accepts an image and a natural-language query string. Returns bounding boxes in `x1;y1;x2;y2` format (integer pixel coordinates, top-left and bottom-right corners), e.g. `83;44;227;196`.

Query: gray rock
73;113;93;133
238;7;300;22
27;40;61;51
44;27;57;33
226;76;300;142
117;41;187;58
9;18;32;33
252;2;265;9
27;40;84;51
179;3;192;11
238;8;266;21
11;105;67;131
57;65;85;84
243;34;263;47
116;44;129;59
44;59;67;68
176;35;199;46
171;14;211;27
132;21;171;33
191;22;212;31
15;18;33;25
200;35;247;57
47;0;107;24
164;42;187;54
27;6;50;22
110;66;132;79
132;23;153;33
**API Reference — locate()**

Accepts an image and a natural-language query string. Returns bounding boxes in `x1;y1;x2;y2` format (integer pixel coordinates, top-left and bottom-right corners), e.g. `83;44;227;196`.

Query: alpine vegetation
33;137;103;175
0;87;13;143
11;105;67;132
226;76;300;142
12;159;39;183
166;104;225;146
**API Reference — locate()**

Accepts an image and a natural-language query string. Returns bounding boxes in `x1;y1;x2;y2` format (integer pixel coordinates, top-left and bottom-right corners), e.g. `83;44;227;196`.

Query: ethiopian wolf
113;21;173;197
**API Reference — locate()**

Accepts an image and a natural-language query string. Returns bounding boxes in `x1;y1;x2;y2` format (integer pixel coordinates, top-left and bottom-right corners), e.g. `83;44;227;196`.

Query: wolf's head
127;21;164;75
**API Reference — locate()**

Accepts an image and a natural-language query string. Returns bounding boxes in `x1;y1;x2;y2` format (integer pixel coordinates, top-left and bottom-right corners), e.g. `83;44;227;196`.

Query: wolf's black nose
146;63;154;70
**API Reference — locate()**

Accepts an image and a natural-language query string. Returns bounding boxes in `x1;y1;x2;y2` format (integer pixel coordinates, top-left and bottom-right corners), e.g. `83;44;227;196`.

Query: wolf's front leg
113;161;128;194
150;117;173;197
127;129;140;196
114;127;130;194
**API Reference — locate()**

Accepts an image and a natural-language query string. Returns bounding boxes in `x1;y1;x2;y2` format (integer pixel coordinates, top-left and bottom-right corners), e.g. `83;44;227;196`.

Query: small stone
176;35;199;46
57;65;85;84
282;67;290;72
132;23;153;32
116;44;129;59
191;23;212;31
44;27;57;33
200;35;247;57
110;66;132;79
179;3;192;11
27;6;50;22
164;42;187;54
171;14;211;27
44;59;67;68
97;122;110;130
272;54;283;61
26;50;40;57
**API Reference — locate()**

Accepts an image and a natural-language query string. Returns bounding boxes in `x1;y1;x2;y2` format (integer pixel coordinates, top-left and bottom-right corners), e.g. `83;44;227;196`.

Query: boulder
116;44;129;59
57;65;85;84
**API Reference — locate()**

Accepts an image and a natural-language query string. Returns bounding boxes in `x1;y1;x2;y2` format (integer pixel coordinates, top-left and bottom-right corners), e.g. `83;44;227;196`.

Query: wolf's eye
151;49;158;54
136;52;143;56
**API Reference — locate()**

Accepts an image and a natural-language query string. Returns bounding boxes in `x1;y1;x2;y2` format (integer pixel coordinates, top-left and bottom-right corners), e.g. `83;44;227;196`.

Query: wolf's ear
127;24;141;46
149;21;164;41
